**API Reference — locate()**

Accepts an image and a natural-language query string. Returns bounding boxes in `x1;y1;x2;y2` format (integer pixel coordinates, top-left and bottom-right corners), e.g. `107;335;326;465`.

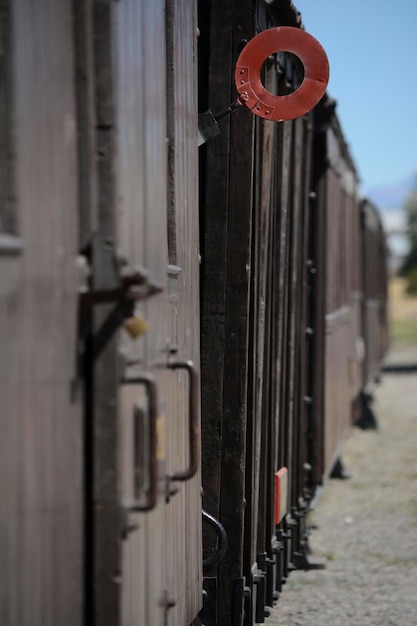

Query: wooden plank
199;2;256;622
112;2;166;625
277;120;292;475
114;2;201;625
73;0;98;249
165;2;202;625
0;1;82;624
298;116;313;500
217;3;256;622
247;114;271;566
140;1;171;622
200;0;234;531
0;2;16;234
252;104;283;603
291;116;312;507
247;69;279;567
309;121;327;484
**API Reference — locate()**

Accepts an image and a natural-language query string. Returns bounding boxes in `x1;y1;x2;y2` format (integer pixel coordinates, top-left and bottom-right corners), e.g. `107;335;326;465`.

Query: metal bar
93;301;133;361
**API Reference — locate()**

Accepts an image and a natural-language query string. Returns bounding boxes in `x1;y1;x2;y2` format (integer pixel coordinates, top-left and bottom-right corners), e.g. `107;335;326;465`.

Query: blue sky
297;1;417;197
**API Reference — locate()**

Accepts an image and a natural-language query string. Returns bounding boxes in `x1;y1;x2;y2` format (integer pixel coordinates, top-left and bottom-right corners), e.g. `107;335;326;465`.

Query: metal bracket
232;578;249;626
79;266;162;306
78;233;163;361
274;531;283;596
198;100;244;147
330;457;351;480
252;572;266;624
265;555;276;608
199;578;218;626
356;390;379;430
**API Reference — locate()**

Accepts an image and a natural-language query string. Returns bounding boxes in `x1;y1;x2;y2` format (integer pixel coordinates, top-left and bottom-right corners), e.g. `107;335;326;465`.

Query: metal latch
198;101;244;146
78;233;163;360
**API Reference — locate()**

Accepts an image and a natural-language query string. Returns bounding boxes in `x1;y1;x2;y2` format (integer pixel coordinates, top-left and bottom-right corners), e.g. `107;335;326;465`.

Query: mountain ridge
365;175;415;212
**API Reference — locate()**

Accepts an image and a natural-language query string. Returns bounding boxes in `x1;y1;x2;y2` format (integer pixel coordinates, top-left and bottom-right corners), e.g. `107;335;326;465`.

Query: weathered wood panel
199;0;234;535
320;118;365;475
199;1;256;622
0;1;82;625
165;3;202;625
113;2;167;625
114;1;201;625
309;105;367;480
309;127;327;485
291;115;313;508
361;199;388;385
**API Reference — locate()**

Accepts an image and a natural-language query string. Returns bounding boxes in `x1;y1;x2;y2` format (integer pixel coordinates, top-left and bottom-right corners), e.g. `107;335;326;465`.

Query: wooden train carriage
0;1;388;626
77;2;202;625
1;1;202;625
199;1;321;623
0;2;83;624
309;96;364;484
361;199;389;386
199;3;387;619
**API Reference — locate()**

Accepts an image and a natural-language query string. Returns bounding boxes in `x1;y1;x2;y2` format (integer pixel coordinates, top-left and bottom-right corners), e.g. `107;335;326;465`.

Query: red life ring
234;26;329;121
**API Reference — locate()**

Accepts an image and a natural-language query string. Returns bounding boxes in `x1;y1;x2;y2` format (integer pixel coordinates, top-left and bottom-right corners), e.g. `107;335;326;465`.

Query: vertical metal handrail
121;373;159;512
167;359;200;481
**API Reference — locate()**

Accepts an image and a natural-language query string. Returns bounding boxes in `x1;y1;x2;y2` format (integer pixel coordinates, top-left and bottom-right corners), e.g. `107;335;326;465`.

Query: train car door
78;1;202;625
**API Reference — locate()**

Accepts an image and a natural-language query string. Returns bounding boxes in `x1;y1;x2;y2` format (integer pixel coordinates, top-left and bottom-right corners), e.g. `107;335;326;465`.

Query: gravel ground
268;345;417;626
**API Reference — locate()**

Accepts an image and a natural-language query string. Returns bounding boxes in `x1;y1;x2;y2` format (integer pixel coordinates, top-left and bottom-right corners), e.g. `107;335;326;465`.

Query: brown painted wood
361;199;388;385
309;121;327;485
0;1;16;235
113;1;169;624
199;0;234;535
310;107;369;479
216;3;257;622
247;115;270;565
199;1;256;622
113;2;201;625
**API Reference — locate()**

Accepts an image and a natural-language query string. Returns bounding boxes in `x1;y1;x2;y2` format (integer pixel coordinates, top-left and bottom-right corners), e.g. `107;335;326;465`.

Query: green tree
399;175;417;279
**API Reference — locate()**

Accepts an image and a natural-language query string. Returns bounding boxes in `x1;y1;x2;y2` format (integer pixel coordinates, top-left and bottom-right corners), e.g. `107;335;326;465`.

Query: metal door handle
167;359;200;481
122;373;159;512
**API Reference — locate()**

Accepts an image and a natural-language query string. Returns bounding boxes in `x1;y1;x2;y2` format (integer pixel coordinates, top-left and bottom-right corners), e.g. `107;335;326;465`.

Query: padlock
124;314;150;339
